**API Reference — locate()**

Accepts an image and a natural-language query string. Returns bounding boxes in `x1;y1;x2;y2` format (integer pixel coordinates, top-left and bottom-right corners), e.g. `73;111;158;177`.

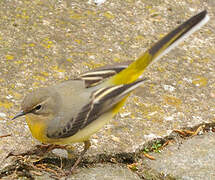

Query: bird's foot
6;144;68;158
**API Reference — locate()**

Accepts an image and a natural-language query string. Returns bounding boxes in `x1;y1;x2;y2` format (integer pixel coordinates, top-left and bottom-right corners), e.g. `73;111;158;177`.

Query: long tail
107;10;209;85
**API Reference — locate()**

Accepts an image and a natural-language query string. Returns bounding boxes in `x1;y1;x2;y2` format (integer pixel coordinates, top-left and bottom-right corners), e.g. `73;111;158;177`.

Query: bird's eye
35;105;42;111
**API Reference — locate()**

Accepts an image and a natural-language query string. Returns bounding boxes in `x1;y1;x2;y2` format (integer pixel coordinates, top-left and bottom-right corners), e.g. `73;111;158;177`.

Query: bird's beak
12;111;26;120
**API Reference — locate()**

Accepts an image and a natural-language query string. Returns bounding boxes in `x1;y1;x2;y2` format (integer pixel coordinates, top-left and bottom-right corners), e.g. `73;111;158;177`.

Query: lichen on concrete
0;0;214;179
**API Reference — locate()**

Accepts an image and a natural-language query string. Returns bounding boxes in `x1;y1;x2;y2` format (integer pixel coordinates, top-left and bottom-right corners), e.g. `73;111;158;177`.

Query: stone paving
0;0;214;179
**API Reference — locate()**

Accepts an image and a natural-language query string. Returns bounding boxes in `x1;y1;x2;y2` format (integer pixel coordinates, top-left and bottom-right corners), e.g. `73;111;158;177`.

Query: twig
0;134;11;138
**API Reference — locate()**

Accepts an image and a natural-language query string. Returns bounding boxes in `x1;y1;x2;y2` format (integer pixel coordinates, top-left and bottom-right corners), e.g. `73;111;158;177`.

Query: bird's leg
70;140;91;173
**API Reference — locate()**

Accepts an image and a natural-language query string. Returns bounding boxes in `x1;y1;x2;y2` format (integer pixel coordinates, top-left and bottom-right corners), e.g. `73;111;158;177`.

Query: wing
47;78;146;139
78;62;132;88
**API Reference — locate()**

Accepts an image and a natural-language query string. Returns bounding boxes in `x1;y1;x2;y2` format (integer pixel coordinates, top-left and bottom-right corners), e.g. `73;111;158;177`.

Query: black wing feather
49;79;146;139
79;62;131;88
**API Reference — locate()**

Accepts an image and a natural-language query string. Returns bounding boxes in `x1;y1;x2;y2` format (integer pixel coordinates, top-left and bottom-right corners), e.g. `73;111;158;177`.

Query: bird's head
12;87;61;142
13;87;60;121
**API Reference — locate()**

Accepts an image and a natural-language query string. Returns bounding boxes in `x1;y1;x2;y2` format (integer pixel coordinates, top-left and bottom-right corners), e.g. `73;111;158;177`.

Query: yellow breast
25;114;49;143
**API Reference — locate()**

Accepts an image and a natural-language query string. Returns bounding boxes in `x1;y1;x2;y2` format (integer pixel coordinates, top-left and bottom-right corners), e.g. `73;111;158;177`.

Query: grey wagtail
13;10;209;171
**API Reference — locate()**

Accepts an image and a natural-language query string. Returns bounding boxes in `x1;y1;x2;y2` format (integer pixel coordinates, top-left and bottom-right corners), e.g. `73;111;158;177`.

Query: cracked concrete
0;0;214;179
143;131;215;179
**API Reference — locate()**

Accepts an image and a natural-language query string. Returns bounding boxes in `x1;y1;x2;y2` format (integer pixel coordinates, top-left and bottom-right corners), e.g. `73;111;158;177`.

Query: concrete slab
0;0;214;179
